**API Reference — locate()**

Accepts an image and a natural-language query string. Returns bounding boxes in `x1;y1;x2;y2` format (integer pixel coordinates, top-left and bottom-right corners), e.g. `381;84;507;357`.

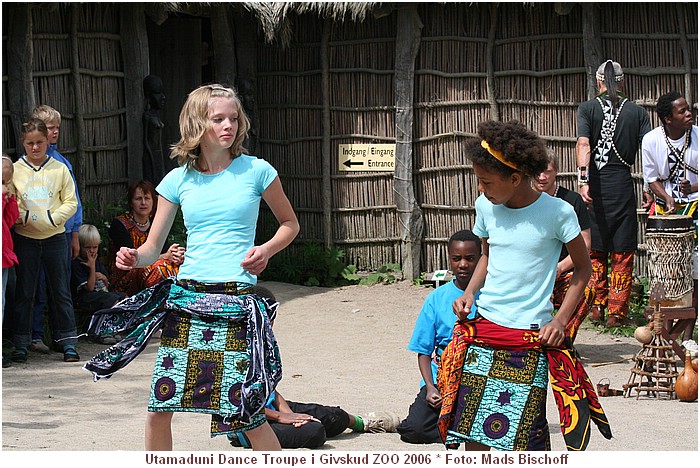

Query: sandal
63;347;80;363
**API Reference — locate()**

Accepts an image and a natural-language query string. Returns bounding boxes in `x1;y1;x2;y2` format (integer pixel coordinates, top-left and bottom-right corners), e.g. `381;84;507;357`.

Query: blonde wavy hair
170;84;250;172
30;105;62;125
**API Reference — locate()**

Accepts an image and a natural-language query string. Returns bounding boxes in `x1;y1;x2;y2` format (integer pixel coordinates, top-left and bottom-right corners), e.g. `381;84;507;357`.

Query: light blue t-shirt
407;280;472;386
156;155;277;284
472;193;580;330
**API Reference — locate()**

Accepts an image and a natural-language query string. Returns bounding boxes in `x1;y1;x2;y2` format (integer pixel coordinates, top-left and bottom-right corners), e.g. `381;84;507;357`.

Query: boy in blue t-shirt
397;230;481;444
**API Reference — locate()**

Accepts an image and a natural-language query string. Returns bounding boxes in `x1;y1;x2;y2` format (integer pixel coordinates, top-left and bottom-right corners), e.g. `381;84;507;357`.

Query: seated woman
108;179;184;296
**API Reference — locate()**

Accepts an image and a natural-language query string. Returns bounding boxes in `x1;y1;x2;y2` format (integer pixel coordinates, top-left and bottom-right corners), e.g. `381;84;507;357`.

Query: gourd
675;350;698;402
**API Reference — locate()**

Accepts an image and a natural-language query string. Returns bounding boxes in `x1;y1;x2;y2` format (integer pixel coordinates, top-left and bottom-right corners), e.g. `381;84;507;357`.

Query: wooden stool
644;305;697;361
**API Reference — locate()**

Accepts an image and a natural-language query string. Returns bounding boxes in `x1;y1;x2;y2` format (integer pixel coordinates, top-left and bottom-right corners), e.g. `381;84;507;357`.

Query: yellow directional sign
338;144;396;172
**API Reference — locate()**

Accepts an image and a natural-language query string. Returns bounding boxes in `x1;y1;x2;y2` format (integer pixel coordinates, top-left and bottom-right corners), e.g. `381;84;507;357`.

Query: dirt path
2;281;697;460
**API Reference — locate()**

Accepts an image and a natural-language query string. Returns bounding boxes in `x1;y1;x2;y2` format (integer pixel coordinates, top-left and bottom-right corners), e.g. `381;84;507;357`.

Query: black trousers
238;401;349;449
396;385;442;444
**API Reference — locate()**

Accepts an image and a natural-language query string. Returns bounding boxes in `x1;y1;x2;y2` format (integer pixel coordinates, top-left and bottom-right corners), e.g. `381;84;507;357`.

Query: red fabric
437;317;612;451
590;250;634;317
2;193;19;268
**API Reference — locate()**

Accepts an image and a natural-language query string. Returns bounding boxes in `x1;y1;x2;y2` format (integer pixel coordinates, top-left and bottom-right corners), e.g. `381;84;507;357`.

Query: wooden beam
119;3;149;182
321;18;333;250
234;11;259;154
6;3;35;156
580;3;603;100
211;5;237;88
70;4;87;197
394;5;423;281
676;4;693;106
486;3;499;121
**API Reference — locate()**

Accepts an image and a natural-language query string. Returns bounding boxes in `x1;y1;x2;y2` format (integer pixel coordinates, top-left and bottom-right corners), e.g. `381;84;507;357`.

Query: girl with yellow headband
437;121;610;452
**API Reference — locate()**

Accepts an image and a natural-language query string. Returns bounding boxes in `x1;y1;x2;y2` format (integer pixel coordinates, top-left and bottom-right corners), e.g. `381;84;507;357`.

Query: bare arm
648;180;675;212
265;391;319;426
557;228;591;276
418;354;441;408
539;234;591;347
116;196;178;270
240;177;300;275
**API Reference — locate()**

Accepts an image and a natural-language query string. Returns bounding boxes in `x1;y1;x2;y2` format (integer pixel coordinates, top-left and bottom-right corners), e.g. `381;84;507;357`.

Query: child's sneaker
63;346;80;363
361;412;400;433
29;339;50;354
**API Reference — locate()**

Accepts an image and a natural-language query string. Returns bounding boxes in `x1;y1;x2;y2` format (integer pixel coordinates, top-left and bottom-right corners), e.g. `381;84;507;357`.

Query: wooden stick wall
2;2;696;280
256;2;697;278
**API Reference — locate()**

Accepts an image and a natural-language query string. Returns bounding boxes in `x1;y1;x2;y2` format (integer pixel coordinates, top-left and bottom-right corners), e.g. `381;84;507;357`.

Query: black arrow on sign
343;160;364;168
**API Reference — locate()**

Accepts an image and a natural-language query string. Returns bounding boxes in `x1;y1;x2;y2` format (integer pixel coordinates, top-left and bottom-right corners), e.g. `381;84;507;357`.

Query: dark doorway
146;15;213;172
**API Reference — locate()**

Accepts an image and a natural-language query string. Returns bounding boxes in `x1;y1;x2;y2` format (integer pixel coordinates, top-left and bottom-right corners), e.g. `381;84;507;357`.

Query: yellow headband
481;140;521;172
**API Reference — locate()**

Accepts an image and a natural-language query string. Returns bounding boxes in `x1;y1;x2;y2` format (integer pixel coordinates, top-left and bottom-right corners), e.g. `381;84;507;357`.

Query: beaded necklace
594;96;630;169
130;216;150;228
663;126;696;176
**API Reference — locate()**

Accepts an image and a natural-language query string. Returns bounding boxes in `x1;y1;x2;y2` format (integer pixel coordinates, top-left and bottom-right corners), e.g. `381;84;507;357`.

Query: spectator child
10;118;79;363
397;230;481;444
28;105;84;354
2;154;19;368
71;224;126;343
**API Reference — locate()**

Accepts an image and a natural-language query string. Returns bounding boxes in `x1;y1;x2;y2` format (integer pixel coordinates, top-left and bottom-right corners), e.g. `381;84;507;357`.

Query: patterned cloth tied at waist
437;317;612;451
83;278;281;423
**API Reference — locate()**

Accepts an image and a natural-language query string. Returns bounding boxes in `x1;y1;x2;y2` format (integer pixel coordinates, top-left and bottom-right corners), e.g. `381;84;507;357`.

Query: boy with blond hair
71;224;126;343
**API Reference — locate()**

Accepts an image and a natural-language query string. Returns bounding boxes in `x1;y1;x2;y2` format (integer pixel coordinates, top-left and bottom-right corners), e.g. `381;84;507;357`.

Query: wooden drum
646;215;695;302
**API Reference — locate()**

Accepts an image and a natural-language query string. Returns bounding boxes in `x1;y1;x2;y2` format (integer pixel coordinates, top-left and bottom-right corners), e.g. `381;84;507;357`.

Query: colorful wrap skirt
84;279;281;437
437;317;612;451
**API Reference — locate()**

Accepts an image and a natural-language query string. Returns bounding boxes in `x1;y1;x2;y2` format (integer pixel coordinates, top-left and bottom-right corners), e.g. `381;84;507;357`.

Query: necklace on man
663;127;697;176
552;185;559;198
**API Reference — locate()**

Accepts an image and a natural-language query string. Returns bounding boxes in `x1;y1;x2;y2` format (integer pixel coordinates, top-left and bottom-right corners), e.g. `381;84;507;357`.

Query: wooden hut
2;2;697;280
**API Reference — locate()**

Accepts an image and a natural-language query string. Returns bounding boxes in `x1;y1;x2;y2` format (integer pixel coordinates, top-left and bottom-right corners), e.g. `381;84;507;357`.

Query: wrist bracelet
577;166;589;186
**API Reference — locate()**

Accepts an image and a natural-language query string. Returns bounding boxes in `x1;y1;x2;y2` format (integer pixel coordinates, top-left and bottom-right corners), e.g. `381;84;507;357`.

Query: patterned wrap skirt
437;317;612;451
442;339;550;450
84;279;281;437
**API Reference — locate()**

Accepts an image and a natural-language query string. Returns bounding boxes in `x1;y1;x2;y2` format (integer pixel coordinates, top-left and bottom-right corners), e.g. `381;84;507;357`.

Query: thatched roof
242;2;386;43
144;2;386;44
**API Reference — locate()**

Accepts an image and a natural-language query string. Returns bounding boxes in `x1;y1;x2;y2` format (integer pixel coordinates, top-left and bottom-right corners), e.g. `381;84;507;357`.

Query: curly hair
465;120;549;178
656;91;683;124
170;84;251;172
448;229;482;255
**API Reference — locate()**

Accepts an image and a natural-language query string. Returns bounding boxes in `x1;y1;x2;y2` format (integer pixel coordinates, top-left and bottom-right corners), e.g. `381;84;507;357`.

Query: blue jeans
31;231;73;341
12;233;77;350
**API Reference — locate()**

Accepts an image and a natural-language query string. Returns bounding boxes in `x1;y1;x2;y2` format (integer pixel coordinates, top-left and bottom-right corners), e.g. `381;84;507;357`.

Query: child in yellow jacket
10;118;79;363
